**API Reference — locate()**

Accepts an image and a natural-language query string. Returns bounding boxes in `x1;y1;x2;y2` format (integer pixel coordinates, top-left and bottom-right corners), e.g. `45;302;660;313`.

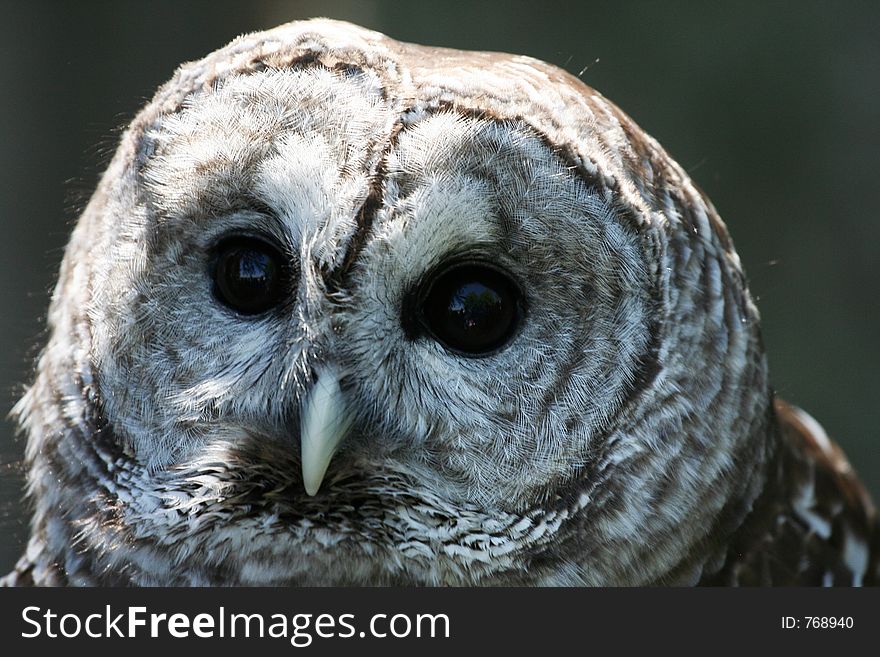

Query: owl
2;19;877;586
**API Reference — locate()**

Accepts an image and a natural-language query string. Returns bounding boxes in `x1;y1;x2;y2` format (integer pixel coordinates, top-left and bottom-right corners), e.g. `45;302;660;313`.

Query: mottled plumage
3;19;877;586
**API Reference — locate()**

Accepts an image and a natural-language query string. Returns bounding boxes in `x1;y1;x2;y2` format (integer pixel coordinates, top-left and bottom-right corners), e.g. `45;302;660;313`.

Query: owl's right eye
211;236;290;315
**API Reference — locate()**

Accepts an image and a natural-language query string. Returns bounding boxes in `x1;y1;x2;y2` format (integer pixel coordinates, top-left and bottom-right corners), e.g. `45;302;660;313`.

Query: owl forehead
125;17;677;269
138;63;612;273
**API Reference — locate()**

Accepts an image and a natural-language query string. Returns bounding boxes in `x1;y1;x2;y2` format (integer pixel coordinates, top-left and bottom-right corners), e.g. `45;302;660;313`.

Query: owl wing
702;398;879;586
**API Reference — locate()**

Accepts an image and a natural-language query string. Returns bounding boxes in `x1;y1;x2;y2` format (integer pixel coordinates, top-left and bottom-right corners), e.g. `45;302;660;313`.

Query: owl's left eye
211;236;291;315
416;262;524;356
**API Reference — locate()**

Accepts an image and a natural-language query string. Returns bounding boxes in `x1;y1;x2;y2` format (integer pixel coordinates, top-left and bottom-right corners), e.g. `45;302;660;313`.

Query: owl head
16;19;772;585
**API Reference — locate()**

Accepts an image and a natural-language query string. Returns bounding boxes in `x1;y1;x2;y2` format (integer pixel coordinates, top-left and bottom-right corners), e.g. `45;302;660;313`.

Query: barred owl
3;19;877;586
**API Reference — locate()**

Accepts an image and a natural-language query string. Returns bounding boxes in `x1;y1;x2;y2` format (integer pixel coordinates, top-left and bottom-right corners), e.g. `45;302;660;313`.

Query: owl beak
299;367;354;496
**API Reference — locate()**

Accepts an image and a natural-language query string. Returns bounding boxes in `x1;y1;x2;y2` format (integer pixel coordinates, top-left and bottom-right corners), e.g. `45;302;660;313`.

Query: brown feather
702;398;878;585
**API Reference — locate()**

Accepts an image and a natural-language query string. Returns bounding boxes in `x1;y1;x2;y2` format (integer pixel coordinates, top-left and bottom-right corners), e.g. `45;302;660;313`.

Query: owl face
19;19;771;585
109;65;652;506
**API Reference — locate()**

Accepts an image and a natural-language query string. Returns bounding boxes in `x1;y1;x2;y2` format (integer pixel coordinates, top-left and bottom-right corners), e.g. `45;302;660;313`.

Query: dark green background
1;0;877;575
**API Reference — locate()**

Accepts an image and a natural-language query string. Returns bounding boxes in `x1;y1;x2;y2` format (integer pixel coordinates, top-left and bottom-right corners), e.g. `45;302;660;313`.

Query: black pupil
213;238;286;315
421;264;521;355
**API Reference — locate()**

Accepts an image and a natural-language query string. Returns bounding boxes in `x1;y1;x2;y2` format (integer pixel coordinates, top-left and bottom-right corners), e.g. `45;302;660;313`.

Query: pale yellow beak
299;367;354;496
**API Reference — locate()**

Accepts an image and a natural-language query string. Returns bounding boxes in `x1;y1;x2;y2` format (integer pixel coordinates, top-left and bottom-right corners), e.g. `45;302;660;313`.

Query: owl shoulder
701;399;879;586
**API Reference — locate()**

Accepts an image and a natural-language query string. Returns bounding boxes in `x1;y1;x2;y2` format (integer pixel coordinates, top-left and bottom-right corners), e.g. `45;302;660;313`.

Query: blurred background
1;0;877;574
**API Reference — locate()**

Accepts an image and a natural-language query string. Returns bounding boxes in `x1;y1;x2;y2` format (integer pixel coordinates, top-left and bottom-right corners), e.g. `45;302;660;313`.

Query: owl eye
211;236;290;315
419;262;523;356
